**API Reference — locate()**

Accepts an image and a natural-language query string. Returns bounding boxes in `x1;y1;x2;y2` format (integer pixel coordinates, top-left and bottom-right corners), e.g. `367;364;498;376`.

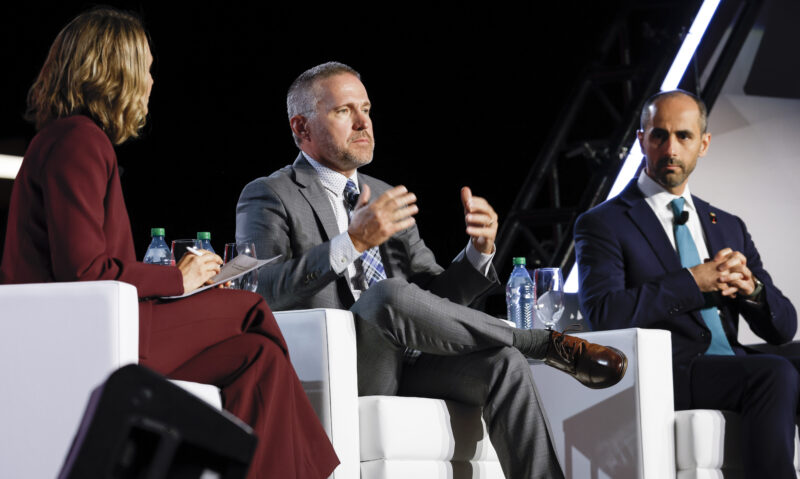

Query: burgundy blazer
0;115;183;357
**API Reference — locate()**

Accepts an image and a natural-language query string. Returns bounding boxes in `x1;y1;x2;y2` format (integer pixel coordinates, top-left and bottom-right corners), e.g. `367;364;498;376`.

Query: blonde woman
0;7;338;478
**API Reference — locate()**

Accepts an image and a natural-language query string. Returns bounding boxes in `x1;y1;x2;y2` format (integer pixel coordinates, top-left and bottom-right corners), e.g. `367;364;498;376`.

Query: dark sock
512;329;552;359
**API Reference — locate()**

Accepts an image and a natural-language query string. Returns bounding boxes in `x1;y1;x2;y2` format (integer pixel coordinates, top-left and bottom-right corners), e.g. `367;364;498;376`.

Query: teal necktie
670;198;734;356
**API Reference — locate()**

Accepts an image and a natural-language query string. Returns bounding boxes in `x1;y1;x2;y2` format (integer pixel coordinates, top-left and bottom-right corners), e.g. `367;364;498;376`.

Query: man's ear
290;115;310;142
698;131;711;157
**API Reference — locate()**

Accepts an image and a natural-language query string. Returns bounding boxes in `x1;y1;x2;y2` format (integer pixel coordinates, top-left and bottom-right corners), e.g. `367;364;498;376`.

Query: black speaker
58;365;257;479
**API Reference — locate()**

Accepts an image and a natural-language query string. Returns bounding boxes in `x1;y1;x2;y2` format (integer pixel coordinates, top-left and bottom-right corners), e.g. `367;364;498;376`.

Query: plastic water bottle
197;232;215;254
143;228;174;265
506;257;534;329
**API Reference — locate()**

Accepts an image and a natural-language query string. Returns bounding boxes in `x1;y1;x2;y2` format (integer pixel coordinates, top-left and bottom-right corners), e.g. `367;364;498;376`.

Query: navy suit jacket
575;178;797;408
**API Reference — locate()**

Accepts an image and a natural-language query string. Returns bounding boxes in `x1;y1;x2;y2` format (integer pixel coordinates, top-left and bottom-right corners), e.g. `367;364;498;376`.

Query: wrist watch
745;276;764;302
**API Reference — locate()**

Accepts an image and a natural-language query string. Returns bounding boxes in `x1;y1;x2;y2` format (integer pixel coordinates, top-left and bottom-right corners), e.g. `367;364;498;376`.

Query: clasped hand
177;249;223;293
347;184;498;255
690;247;756;297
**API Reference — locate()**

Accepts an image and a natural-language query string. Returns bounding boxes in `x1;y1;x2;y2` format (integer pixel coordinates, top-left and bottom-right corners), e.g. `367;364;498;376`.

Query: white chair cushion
676;409;800;475
274;308;360;479
360;459;505;479
172;380;223;409
359;396;498;462
0;281;139;479
531;328;676;478
676;470;743;479
275;309;503;479
675;410;743;472
0;281;224;479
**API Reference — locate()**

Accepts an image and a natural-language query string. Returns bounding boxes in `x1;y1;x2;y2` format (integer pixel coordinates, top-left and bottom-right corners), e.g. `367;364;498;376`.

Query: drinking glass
533;267;565;330
171;239;200;262
223;242;258;292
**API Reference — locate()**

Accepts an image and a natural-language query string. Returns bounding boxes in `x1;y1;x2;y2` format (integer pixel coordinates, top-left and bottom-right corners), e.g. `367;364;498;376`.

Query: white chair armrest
274;308;359;479
0;280;139;479
171;380;223;409
530;328;675;479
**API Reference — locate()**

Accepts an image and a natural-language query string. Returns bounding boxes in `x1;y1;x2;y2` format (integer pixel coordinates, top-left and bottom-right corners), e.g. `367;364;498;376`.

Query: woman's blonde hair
25;7;151;145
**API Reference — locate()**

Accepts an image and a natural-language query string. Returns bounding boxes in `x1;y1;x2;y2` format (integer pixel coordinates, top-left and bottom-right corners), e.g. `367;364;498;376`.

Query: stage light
0;154;23;180
564;0;721;294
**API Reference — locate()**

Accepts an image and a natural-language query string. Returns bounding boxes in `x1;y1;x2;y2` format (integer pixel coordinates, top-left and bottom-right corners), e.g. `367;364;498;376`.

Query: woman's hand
176;249;223;293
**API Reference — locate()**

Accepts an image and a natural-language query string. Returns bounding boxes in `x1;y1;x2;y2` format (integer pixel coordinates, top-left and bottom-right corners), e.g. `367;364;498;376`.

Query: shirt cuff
465;240;495;277
330;232;361;274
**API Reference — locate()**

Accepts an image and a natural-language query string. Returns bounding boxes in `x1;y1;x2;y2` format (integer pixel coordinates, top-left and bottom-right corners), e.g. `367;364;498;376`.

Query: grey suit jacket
235;154;497;311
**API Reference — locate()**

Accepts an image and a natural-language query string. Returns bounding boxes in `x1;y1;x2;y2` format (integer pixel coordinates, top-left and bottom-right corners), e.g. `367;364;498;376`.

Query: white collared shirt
302;152;494;300
637;172;710;261
303;153;366;298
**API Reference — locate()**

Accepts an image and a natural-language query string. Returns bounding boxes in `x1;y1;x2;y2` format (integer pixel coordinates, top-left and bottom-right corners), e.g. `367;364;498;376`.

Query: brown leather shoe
544;330;628;389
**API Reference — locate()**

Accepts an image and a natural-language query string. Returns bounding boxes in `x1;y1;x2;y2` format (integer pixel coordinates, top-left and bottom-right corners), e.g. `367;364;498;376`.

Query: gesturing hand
177;249;223;293
461;186;498;254
348;184;418;252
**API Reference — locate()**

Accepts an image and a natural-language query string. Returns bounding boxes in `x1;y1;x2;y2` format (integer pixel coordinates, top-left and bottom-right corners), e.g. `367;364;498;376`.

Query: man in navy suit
575;89;798;477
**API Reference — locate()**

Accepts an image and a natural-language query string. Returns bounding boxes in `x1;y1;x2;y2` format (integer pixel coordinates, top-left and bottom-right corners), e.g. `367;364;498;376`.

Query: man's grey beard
338;149;373;170
332;135;375;170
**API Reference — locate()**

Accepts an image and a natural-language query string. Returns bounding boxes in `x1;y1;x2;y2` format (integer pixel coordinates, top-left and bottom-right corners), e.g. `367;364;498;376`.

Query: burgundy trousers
140;288;339;479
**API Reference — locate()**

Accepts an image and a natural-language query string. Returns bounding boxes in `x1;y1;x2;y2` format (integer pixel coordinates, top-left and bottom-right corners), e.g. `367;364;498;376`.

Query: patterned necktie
344;179;387;287
671;198;734;356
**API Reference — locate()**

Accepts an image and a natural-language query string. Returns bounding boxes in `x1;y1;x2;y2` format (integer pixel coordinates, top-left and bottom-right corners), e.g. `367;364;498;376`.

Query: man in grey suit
236;61;626;478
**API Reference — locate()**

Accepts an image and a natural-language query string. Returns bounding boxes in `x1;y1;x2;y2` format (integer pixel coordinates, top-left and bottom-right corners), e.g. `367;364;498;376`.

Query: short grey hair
287;61;361;147
640;89;708;134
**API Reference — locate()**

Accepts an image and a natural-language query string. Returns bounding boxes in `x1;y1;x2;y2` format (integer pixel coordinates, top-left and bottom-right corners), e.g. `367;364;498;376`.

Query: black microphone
675;211;690;225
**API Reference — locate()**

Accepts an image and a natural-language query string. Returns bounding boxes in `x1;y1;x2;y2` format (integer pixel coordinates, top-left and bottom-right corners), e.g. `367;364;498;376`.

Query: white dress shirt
302;152;494;300
637;172;711;261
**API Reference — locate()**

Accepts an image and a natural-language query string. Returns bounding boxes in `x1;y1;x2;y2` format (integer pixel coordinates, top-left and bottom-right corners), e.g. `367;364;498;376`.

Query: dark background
0;1;622;265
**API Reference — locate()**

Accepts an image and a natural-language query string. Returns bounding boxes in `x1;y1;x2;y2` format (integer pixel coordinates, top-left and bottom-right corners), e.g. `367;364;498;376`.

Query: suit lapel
693;196;724;256
292;155;341;242
621;181;683;272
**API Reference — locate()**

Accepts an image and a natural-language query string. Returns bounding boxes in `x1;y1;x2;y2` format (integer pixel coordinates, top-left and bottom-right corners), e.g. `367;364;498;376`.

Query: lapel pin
709;212;717;224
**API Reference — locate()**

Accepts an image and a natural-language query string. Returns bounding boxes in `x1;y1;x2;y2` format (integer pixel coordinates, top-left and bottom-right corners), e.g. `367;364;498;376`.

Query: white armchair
530;327;800;478
0;281;221;478
274;308;505;479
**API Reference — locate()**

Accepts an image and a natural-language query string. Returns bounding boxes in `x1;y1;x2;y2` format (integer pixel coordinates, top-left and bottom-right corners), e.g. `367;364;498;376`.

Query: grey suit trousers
353;278;563;479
